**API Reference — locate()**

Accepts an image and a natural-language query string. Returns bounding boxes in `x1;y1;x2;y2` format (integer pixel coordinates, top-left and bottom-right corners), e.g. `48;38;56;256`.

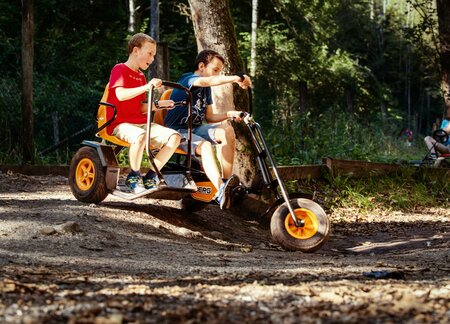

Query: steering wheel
433;129;449;144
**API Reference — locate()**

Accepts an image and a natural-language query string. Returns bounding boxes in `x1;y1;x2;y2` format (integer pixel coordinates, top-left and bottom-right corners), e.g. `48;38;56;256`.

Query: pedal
232;184;248;199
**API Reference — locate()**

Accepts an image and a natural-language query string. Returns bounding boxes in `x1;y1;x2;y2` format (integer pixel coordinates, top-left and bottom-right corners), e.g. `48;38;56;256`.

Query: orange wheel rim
75;158;95;191
285;208;319;239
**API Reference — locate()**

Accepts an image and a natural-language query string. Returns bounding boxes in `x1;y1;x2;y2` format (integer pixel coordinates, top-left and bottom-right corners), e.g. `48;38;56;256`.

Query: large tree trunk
188;0;258;186
436;0;450;116
22;0;34;164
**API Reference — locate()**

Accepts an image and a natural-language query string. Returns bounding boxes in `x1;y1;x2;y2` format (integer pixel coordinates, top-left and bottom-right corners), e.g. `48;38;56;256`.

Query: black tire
69;146;108;204
180;195;209;213
270;198;330;252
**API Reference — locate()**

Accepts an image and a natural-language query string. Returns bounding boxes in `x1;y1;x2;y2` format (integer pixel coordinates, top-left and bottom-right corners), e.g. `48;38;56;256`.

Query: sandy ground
0;172;449;323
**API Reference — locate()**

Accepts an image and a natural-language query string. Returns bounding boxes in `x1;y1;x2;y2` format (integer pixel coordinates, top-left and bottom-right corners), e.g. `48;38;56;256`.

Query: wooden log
276;165;324;181
324;157;400;177
0;165;69;177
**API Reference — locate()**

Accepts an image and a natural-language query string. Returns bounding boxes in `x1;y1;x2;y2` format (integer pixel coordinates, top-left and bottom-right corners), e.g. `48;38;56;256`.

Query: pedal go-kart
69;81;330;252
412;129;450;168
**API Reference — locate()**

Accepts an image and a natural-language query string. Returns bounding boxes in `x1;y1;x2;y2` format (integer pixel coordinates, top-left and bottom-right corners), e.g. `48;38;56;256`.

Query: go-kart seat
96;85;186;154
153;89;173;126
96;83;130;147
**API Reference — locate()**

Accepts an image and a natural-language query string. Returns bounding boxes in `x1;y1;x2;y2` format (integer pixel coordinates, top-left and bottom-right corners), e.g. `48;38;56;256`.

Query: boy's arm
115;78;163;101
141;100;174;114
192;74;252;89
443;122;450;133
205;105;244;123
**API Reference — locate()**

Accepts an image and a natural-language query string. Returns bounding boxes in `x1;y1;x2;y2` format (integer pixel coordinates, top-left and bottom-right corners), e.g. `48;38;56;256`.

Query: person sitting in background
424;114;450;159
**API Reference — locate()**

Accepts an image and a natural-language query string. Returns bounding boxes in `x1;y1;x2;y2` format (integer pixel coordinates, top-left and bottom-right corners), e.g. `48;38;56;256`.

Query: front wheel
270;198;330;252
69;146;108;204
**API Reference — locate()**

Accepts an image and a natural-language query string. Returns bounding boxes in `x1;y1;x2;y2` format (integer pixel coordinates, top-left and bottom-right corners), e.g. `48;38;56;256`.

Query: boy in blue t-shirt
165;49;252;209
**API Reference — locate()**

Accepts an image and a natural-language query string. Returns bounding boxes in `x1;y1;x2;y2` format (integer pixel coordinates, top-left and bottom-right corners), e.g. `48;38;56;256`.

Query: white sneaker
215;174;240;210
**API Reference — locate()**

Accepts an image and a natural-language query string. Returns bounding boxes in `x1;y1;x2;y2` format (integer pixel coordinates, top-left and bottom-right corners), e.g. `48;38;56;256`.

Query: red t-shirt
106;63;147;135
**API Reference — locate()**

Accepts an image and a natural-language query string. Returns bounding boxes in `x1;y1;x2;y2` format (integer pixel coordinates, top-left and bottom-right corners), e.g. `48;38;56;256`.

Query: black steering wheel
433;129;449;144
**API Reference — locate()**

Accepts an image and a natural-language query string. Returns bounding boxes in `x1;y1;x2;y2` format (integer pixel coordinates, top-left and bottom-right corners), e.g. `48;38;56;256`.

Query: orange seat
153;89;173;126
96;83;130;147
96;86;186;155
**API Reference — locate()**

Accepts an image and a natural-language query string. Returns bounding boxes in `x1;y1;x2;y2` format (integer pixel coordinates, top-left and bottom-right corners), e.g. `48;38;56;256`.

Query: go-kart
69;81;330;252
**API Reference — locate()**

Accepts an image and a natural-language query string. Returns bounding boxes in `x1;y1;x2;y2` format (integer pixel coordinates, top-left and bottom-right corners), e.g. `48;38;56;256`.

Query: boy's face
135;41;156;71
199;57;223;77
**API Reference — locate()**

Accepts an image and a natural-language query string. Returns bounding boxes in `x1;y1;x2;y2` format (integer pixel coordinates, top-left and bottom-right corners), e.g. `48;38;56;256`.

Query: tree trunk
52;111;60;162
436;0;450;116
22;0;34;165
128;0;136;32
188;0;257;186
150;0;159;41
250;0;258;78
298;81;307;114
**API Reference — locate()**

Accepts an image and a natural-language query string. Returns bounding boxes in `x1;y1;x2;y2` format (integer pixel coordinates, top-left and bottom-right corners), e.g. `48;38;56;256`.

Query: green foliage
308;168;449;213
266;108;424;166
0;0;445;168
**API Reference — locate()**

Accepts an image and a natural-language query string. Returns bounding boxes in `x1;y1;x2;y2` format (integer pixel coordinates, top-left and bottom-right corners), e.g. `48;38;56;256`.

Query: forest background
0;0;446;166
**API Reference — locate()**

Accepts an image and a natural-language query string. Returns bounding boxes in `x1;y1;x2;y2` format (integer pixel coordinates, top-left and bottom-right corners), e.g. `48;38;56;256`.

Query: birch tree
250;0;258;78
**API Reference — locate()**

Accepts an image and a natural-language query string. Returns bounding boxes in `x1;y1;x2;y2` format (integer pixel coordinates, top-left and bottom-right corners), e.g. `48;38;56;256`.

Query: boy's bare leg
213;124;236;179
152;134;181;171
128;134;146;171
424;136;450;156
196;141;223;191
129;133;181;172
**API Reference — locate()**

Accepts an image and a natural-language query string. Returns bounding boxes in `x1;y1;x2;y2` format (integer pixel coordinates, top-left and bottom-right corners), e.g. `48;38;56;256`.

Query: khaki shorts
112;123;179;149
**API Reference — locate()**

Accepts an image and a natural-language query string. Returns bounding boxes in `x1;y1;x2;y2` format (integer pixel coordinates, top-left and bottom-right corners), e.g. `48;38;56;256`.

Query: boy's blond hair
128;33;156;54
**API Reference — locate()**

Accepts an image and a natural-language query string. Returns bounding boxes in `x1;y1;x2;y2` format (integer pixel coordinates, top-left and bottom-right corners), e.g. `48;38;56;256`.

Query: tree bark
150;0;159;41
22;0;34;165
436;0;450;116
128;0;136;32
188;0;257;185
250;0;258;78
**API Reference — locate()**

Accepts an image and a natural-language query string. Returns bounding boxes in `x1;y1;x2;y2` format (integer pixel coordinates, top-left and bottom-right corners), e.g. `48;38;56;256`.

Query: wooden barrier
1;159;449;180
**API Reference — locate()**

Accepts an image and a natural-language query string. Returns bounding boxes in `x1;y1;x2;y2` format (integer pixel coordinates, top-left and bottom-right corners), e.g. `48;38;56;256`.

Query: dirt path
0;172;449;323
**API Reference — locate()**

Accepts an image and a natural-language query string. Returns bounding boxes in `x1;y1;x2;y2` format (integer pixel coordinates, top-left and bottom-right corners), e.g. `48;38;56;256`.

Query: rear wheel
270;198;330;252
69;146;108;203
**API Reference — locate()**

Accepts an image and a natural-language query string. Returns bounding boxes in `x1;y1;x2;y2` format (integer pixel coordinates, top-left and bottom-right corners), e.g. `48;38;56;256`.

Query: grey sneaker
126;174;146;194
216;174;240;210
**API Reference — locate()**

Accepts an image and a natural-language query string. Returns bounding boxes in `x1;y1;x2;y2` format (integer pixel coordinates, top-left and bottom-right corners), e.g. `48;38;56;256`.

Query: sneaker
215;174;240;210
125;174;146;194
434;156;445;167
143;176;158;190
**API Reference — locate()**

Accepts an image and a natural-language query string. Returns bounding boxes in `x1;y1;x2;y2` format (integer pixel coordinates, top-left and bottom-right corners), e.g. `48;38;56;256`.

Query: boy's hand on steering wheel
147;78;163;90
156;100;175;109
227;110;245;122
235;73;252;89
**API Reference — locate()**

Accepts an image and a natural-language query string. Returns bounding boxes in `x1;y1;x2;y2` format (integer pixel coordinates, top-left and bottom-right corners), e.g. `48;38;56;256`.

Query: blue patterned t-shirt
164;72;213;129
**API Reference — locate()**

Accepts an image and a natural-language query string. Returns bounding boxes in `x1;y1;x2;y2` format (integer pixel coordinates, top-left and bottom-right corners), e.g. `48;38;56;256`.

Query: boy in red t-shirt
106;33;181;194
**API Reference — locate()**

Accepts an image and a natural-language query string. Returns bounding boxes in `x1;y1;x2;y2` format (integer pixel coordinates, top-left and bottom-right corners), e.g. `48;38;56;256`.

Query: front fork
244;115;304;228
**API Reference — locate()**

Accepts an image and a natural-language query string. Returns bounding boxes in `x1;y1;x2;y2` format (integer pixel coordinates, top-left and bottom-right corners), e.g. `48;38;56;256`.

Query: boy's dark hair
128;33;156;54
194;50;225;70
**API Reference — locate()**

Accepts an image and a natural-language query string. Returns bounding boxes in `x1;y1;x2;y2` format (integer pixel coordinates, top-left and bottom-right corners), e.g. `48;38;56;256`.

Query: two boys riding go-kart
69;80;330;252
69;35;330;252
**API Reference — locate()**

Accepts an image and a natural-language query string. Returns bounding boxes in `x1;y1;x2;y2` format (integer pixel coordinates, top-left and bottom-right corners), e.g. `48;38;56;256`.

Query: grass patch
297;168;449;213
